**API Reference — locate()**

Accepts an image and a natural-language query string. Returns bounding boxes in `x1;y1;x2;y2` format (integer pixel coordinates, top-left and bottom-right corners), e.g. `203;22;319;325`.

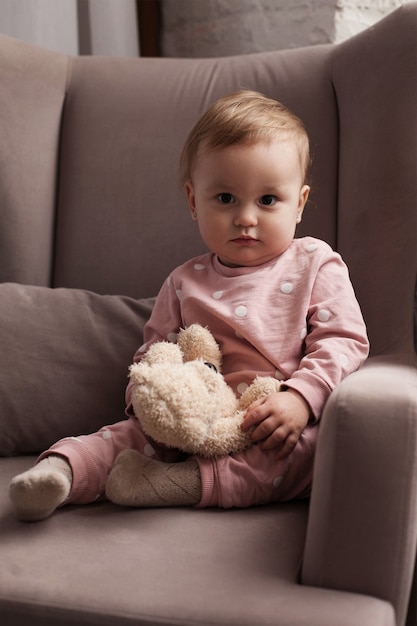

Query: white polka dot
274;369;285;380
300;327;307;340
102;430;112;440
235;305;248;318
273;476;283;488
144;444;156;457
194;263;205;270
280;282;293;294
167;333;177;343
237;382;248;395
318;309;330;322
176;289;183;300
339;354;349;367
306;243;318;253
212;290;223;300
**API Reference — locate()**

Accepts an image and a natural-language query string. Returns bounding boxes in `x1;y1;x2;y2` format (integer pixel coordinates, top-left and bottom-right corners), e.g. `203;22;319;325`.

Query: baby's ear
297;184;310;223
184;181;198;221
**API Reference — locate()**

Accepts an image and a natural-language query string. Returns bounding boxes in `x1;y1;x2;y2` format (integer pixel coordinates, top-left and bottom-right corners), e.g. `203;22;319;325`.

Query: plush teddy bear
129;324;282;457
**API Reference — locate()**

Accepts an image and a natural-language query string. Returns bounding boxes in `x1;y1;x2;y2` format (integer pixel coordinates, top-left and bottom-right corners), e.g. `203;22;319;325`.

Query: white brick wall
334;0;406;42
161;0;409;57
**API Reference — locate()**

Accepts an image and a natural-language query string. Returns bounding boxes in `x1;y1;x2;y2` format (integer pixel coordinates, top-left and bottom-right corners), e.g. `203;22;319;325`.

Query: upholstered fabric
0;283;153;455
303;354;417;621
0;37;338;296
0;457;396;626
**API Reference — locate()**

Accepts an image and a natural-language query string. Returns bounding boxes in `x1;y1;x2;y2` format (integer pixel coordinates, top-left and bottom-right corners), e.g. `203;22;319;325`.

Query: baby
10;90;369;520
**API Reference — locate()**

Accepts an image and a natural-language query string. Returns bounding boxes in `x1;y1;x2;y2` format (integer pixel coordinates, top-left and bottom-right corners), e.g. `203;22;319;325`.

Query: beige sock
9;455;72;522
105;450;201;507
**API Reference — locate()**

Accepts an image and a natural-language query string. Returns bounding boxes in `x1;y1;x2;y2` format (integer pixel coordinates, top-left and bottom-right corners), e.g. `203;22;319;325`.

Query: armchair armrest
302;354;417;626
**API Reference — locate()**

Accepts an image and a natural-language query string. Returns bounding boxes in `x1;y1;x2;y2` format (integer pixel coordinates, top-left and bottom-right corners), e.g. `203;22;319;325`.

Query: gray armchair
0;4;416;625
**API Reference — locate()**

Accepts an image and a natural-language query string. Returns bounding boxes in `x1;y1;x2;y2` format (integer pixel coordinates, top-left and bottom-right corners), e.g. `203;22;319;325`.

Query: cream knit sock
105;450;201;507
9;455;72;522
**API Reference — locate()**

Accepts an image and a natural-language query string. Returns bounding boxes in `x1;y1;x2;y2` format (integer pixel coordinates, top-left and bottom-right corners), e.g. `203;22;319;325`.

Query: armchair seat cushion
0;457;395;626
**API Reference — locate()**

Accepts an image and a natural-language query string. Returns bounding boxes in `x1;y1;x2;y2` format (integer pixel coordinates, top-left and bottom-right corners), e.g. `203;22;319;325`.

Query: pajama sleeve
284;253;369;419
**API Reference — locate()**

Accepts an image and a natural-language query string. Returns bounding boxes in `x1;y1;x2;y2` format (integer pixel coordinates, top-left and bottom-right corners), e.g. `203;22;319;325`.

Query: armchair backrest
0;3;416;358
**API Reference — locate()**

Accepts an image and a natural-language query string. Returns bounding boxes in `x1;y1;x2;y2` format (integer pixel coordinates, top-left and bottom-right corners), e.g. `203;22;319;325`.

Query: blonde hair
179;90;311;185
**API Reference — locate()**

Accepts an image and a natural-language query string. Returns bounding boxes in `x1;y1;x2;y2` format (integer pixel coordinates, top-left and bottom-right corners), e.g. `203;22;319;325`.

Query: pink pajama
38;418;184;505
39;417;317;508
196;424;317;508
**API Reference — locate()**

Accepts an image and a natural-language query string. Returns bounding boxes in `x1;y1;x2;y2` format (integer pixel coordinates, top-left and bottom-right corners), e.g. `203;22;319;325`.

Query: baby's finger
241;400;268;431
250;416;282;443
273;433;299;458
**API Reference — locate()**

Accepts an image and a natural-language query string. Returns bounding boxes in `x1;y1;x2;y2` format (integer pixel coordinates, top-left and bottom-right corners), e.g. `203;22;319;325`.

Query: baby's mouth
231;236;259;245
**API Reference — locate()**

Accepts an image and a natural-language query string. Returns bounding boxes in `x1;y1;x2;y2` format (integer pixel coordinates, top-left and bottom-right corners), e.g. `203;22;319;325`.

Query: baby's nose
234;205;258;227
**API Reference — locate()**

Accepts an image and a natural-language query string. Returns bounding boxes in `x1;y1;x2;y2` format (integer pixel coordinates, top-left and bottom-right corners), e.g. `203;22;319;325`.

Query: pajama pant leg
195;424;318;508
37;417;186;505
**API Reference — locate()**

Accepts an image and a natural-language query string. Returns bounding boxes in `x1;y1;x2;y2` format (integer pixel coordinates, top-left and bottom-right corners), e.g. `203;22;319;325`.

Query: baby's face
185;139;310;268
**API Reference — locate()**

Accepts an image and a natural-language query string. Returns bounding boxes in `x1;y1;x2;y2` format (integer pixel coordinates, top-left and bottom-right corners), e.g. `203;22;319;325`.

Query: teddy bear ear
177;324;222;371
142;340;184;365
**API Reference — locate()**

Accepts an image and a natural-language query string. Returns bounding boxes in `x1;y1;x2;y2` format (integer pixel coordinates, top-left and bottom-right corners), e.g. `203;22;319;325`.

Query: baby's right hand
241;389;311;457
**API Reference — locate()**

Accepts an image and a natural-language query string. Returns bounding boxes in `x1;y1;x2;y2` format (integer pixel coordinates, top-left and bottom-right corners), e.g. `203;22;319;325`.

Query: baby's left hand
241;389;311;458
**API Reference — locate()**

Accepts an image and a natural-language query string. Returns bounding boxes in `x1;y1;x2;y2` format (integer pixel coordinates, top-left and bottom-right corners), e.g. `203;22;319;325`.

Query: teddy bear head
129;325;240;455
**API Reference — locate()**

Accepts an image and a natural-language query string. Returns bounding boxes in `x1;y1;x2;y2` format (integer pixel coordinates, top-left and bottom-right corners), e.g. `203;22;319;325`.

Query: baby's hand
241;389;311;458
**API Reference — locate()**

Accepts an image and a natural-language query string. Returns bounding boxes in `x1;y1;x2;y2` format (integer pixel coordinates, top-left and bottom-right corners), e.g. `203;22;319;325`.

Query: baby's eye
217;192;235;204
259;194;278;206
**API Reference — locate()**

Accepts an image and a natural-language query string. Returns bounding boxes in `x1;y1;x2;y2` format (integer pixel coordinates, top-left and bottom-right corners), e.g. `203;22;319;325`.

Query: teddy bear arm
237;376;282;411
